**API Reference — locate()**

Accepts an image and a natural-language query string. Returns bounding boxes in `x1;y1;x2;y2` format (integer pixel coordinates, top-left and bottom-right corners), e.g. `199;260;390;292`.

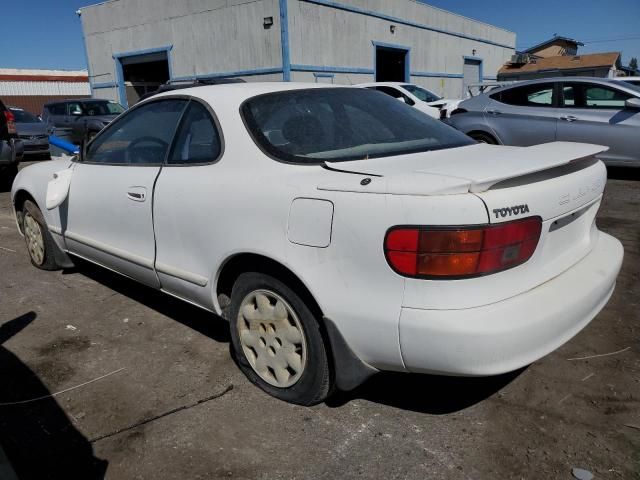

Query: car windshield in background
241;88;473;164
10;109;41;123
82;101;125;116
401;84;442;102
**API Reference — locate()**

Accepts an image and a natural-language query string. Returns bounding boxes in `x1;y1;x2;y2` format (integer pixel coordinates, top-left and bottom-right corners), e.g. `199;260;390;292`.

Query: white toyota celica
11;83;623;405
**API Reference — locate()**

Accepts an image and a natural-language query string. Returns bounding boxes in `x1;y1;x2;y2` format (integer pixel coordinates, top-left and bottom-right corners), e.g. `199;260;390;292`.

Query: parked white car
11;83;623;405
356;82;450;118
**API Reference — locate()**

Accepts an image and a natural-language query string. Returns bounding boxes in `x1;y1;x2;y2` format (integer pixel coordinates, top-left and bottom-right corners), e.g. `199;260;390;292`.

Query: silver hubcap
24;213;45;265
237;290;307;388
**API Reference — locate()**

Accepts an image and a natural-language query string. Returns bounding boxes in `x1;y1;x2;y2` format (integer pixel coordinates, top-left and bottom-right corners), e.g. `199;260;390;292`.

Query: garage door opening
375;46;408;83
118;51;170;106
463;58;482;97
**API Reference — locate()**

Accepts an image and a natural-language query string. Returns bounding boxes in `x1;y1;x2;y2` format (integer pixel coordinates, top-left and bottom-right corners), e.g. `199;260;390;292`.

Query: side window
67;102;83;116
85;99;187;165
493;83;555;107
584;85;630;109
49;104;66;115
375;87;415;106
169;102;222;165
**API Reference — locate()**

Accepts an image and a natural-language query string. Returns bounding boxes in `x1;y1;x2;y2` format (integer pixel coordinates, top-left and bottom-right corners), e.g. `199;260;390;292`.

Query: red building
0;68;90;115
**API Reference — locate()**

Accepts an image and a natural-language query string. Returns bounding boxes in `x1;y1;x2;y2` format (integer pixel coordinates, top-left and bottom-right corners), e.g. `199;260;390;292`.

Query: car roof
486;76;640;95
45;98;113;106
355;82;409;88
148;82;348;104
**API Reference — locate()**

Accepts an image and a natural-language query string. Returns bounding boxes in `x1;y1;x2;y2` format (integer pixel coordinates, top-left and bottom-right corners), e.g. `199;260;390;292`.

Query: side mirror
625;97;640;110
396;96;407;103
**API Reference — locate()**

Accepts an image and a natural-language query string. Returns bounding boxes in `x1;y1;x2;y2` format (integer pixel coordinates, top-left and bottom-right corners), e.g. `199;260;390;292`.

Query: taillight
4;111;17;135
384;217;542;279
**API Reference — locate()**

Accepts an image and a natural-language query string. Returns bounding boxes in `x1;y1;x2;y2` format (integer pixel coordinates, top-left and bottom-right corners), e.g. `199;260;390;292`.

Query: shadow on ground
66;259;522;414
64;258;230;343
327;368;525;414
0;312;108;479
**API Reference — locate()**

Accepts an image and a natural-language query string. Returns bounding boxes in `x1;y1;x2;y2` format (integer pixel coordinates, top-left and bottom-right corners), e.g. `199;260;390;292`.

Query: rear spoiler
467;142;608;193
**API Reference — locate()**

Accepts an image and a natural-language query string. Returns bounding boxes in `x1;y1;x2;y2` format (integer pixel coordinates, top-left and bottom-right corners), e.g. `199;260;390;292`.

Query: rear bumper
398;231;623;376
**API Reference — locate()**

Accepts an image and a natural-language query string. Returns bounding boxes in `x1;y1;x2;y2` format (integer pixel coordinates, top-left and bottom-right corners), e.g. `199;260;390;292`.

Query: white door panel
64;163;161;287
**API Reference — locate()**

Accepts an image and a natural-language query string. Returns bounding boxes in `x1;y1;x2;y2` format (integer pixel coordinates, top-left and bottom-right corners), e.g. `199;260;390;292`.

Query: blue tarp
49;135;79;155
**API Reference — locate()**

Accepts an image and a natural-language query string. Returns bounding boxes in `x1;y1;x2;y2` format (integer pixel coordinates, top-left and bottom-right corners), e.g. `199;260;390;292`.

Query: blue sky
2;0;639;71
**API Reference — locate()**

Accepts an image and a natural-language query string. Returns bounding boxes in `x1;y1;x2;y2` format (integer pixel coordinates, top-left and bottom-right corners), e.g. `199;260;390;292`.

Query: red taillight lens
384;217;542;278
4;111;17;135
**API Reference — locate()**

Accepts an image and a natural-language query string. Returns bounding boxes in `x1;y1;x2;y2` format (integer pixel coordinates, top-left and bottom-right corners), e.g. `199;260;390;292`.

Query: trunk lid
321;141;611;309
321;142;607;199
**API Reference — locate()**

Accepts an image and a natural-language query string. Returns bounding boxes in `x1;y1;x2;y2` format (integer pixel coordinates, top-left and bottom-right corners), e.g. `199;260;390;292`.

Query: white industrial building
79;0;516;106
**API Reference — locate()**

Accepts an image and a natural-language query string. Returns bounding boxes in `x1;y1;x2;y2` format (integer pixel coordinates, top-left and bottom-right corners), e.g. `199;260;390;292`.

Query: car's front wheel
229;272;332;405
22;200;62;270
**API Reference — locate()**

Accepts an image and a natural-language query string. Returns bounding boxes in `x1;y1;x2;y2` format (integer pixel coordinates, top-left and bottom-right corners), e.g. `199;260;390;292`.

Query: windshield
81;101;125;116
401;84;442;102
241;88;474;164
10;109;41;123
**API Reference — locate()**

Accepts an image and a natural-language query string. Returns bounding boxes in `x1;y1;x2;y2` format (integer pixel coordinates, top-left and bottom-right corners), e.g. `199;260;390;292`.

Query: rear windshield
10;109;41;123
241;88;473;164
81;101;125;115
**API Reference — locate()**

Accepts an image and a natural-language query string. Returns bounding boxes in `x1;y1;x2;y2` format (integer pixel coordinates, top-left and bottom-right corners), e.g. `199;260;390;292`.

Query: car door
152;99;224;308
64;98;188;287
483;82;559;146
556;82;640;165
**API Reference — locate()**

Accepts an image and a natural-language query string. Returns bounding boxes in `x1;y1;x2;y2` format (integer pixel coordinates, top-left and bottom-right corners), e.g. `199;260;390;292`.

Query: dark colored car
42;99;126;144
0;99;24;188
10;107;51;157
136;78;246;103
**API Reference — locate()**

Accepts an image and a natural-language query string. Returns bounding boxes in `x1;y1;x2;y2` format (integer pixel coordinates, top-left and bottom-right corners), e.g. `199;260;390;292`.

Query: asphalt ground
0;163;638;479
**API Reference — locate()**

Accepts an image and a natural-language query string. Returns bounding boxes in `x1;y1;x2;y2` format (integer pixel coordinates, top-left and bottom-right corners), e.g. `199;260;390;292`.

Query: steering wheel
125;136;169;163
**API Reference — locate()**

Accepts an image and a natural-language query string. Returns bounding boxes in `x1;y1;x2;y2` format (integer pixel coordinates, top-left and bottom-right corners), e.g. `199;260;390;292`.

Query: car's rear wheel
469;131;498;144
22;200;61;270
229;272;332;405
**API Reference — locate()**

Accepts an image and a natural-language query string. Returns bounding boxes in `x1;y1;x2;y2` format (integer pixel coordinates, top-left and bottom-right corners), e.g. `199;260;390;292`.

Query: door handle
560;115;578;122
127;187;147;202
486;109;502;115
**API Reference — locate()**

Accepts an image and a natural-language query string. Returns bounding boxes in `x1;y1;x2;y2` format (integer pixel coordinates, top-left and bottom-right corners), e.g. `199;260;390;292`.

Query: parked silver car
447;77;640;167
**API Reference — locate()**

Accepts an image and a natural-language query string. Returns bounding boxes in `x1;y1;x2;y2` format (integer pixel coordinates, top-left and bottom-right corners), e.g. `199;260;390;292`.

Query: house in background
522;36;584;58
498;35;625;81
0;69;91;114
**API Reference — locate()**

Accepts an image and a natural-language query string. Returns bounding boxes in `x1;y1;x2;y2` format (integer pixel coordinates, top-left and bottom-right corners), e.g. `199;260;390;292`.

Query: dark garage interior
120;52;170;105
375;46;408;82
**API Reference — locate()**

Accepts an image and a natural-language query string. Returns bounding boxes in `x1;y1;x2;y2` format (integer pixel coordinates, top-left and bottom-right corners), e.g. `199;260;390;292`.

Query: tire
469;131;498;144
229;272;332;405
22;200;61;270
